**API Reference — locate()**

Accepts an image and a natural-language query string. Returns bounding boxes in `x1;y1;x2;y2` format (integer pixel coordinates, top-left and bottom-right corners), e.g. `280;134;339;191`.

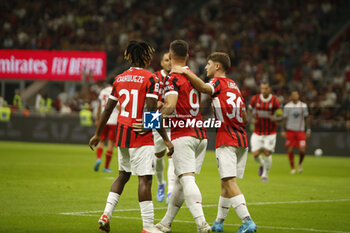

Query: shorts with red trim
285;130;306;148
100;124;117;141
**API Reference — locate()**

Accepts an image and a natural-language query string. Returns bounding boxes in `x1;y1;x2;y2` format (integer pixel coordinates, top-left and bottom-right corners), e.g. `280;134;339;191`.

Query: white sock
167;158;176;194
215;196;231;223
155;157;165;185
103;192;120;218
231;194;252;223
139;201;154;228
162;177;184;226
180;176;206;227
262;156;272;177
254;155;264;166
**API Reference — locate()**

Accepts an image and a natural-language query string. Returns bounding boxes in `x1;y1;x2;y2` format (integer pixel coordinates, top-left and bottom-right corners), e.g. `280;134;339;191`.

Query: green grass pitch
0;141;349;233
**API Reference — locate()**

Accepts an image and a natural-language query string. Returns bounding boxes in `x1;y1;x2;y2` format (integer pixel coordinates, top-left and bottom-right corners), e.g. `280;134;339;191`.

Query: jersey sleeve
273;97;281;112
303;103;309;117
164;74;180;96
283;105;288;117
145;75;159;99
109;81;118;101
206;78;220;96
249;95;256;109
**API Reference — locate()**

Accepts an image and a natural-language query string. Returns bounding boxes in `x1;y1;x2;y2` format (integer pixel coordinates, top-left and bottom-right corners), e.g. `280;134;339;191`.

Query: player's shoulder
284;101;293;107
300;101;307;107
102;86;112;92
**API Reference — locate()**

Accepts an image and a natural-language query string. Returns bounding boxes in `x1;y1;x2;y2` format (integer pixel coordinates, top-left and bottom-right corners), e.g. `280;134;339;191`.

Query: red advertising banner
0;50;106;81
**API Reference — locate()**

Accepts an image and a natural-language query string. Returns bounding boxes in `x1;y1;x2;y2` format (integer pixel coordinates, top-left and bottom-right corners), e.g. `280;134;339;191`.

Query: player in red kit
153;52;175;203
248;83;282;182
155;40;211;233
171;52;257;233
89;41;173;233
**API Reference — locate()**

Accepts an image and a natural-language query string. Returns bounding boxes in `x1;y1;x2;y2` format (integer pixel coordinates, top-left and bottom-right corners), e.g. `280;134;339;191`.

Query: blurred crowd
1;0;349;129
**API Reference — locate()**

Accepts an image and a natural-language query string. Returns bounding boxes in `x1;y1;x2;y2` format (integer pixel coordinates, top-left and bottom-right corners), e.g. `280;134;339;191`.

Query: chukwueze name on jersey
116;74;145;83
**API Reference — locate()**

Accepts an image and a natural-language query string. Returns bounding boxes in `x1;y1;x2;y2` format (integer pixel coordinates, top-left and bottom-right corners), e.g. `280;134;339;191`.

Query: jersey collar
260;94;272;102
129;67;143;70
161;69;167;77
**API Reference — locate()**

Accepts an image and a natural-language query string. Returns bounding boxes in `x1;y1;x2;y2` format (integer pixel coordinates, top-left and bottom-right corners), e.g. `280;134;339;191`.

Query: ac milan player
94;81;119;173
153;52;176;203
248;83;282;182
89;41;173;233
155;40;211;233
281;90;311;174
171;52;257;233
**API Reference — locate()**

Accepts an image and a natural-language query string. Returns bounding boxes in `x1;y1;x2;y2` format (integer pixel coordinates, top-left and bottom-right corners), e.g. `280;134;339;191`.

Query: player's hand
306;132;311;139
89;135;100;151
270;115;276;122
164;140;174;156
171;65;187;74
157;101;164;109
281;131;286;138
132;119;151;135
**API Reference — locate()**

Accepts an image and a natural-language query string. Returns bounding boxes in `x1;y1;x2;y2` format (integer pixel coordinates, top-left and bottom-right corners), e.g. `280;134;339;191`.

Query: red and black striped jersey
208;77;248;148
249;94;280;135
154;69;167;102
164;66;208;141
109;67;159;148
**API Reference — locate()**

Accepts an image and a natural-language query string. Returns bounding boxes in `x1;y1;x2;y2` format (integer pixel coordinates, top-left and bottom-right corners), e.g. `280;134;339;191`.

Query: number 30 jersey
109;67;159;148
164;66;208;141
207;77;248;148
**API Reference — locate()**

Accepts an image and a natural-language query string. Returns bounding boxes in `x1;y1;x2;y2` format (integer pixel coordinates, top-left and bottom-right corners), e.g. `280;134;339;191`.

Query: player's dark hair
124;40;155;68
207;52;231;71
260;81;270;86
169;40;189;58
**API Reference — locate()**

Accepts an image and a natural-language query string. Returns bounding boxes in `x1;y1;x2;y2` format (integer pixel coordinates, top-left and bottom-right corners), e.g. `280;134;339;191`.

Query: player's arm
305;115;311;139
242;110;248;125
89;98;117;150
247;97;256;124
270;108;283;122
161;93;178;117
171;66;212;95
95;101;101;127
146;97;174;156
157;101;164;109
281;107;287;138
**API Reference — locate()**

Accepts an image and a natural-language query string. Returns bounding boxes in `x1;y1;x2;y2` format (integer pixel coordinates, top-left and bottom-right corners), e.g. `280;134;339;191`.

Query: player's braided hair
124;40;155;68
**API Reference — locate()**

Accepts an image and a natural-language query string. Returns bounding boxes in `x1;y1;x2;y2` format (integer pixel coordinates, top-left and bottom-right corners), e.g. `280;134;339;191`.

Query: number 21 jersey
109;67;159;148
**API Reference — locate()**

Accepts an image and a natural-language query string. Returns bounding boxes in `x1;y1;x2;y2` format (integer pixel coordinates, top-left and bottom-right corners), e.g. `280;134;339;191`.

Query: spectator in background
60;102;72;115
0;95;4;107
0;101;11;122
12;89;23;110
79;103;93;127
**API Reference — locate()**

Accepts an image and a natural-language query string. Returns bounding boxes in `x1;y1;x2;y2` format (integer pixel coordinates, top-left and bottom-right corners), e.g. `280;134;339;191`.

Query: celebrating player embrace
89;41;173;233
171;52;257;233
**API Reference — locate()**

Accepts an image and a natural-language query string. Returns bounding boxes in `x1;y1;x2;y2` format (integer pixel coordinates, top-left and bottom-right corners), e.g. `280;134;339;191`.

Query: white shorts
250;133;277;152
118;146;155;176
216;146;248;179
153;129;171;154
172;136;207;176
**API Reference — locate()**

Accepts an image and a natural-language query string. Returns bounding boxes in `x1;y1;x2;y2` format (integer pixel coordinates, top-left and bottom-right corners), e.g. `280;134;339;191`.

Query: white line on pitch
60;213;350;233
60;198;350;215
